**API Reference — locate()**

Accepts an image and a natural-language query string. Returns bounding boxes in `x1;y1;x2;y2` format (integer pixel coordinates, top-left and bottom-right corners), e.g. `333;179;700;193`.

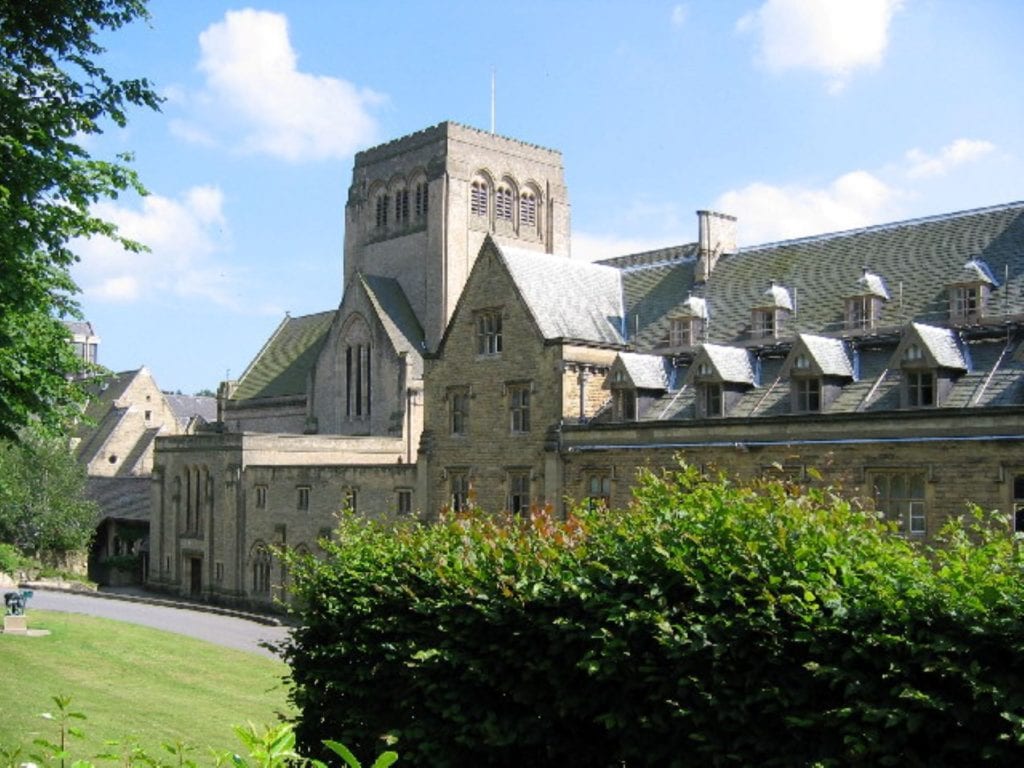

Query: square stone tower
343;122;570;351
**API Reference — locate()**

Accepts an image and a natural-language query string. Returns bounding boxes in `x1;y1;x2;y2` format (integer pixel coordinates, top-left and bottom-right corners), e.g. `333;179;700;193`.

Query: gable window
870;470;927;535
475;310;503;355
374;192;389;228
397;489;412;515
255;485;267;509
414;182;428;219
520;189;537;227
509;383;531;433
449;470;470;512
495;185;513;221
906;370;935;407
297;486;310;511
587;474;612;510
615;389;637;421
470;180;488;217
395;188;410;224
793;377;821;413
507;471;530;514
701;382;723;418
449;387;469;435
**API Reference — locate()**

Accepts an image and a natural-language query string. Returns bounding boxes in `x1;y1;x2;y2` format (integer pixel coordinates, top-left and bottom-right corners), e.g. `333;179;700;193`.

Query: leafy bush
282;464;1024;766
0;542;29;576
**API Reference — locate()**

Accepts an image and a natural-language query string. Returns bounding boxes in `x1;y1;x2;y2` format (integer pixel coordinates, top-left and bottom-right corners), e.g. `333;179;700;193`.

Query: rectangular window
752;309;776;339
507;471;530;514
906;371;935;407
509;383;531;433
397;489;413;515
475;310;503;355
255;485;267;509
297;486;310;511
449;387;469;435
870;470;927;535
950;285;982;321
845;296;877;329
702;383;723;418
669;317;702;347
793;378;821;413
343;488;357;513
587;474;612;510
616;390;637;421
215;562;224;583
450;471;470;512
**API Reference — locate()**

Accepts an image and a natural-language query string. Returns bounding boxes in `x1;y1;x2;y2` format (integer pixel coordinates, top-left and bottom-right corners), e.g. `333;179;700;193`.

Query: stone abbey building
149;122;1024;606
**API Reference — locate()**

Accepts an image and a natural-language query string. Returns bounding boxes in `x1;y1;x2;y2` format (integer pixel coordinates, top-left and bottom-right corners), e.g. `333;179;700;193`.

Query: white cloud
671;4;689;28
738;0;902;92
714;170;899;244
74;186;240;308
905;138;995;179
177;9;383;161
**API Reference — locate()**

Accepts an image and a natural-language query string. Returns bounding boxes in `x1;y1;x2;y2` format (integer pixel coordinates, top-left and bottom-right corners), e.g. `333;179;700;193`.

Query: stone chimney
695;210;737;283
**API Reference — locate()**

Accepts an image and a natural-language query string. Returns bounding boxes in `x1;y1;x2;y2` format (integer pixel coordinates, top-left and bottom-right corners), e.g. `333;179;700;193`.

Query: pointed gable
361;274;426;364
892;323;968;371
783;334;854;379
607;352;672;391
686;343;755;385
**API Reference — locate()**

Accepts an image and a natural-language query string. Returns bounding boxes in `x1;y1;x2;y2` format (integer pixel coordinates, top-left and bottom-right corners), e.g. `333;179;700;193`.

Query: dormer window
845;269;889;330
894;325;967;409
793;354;811;371
751;282;792;340
669;316;704;347
614;390;637;421
793;378;821;412
948;259;997;323
752;308;776;339
697;362;712;377
903;343;924;363
701;383;723;417
905;371;935;407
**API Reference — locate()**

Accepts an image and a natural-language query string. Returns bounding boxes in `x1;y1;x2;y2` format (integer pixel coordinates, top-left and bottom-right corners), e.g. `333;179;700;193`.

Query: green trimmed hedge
282;465;1024;766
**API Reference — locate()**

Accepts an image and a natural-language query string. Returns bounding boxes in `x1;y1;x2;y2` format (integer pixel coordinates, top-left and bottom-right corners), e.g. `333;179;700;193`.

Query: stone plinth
3;615;28;634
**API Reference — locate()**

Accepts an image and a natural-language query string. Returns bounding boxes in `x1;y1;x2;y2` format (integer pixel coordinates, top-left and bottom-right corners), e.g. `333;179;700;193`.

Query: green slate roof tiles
232;310;335;402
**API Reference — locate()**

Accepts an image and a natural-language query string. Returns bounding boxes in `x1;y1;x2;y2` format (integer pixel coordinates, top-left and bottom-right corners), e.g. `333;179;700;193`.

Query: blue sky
73;0;1024;395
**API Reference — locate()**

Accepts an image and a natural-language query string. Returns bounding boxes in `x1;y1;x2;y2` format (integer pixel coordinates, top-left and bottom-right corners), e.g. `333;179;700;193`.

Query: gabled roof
687;344;755;385
759;282;793;311
894;323;968;371
673;295;708;319
232;311;335;401
608;352;672;390
164;394;217;427
499;244;625;345
783;334;854;378
846;269;890;300
361;274;426;358
85;477;151;523
953;258;998;286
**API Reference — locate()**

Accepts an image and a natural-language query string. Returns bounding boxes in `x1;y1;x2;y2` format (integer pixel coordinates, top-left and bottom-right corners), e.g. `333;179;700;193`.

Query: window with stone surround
475;309;503;355
414;181;428;219
792;376;822;413
449;387;469;435
520;188;537;227
251;543;271;595
508;382;531;433
587;473;612;510
374;191;389;228
449;470;470;512
255;484;267;509
297;486;310;511
495;185;513;221
343;487;357;513
394;188;409;224
470;179;489;217
869;470;927;535
397;488;413;515
507;470;530;514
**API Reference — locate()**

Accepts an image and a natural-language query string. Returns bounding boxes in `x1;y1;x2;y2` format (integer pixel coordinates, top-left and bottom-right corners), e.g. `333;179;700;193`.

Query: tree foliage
0;428;97;557
282;465;1024;766
0;0;160;440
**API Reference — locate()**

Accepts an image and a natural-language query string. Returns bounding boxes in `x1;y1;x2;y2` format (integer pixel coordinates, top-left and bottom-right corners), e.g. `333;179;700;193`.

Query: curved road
28;589;292;659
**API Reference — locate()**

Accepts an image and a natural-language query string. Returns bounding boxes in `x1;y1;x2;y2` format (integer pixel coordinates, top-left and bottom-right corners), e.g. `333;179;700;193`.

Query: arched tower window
374;188;389;229
495;185;514;221
470;175;490;218
520;187;537;228
413;176;428;220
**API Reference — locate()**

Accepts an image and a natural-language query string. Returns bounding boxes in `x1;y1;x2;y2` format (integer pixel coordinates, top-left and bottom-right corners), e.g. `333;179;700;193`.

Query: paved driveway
27;589;292;660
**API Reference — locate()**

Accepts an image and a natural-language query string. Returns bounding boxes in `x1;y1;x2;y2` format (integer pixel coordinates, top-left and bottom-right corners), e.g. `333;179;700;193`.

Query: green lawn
0;609;294;762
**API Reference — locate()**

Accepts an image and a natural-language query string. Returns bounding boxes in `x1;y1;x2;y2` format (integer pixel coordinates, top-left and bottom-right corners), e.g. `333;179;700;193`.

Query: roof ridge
740;200;1024;253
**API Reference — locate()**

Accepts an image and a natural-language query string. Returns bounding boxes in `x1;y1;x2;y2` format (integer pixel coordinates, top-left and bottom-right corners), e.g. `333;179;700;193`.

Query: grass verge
0;609;293;760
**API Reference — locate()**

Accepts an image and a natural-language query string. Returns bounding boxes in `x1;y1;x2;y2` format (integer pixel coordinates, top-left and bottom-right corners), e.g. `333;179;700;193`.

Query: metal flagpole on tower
491;68;495;134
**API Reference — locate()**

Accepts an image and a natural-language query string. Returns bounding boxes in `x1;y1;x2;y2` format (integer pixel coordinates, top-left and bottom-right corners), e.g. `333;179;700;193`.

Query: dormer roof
846;269;890;300
674;295;708;320
892;323;967;371
782;334;854;379
953;258;999;287
606;352;672;391
686;344;755;385
760;282;793;311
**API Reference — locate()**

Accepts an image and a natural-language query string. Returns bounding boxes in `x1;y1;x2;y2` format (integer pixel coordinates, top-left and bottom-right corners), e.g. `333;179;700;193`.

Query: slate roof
361;274;425;373
85;477;151;523
689;344;755;385
613;352;672;390
499;245;625;345
788;334;854;378
165;394;217;427
846;269;891;299
232;311;335;401
617;201;1024;346
901;323;968;370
